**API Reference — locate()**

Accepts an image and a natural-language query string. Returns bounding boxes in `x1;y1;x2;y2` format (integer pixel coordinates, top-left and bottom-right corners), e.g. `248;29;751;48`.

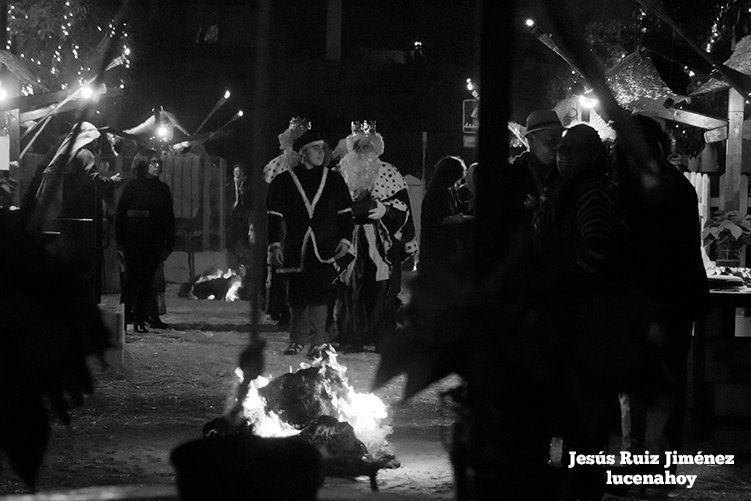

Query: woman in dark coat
419;156;470;273
116;149;175;332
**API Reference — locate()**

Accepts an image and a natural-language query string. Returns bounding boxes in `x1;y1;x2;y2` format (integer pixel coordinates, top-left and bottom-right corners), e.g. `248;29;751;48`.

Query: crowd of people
260;109;709;497
21;111;708;499
497;110;708;499
263;119;419;358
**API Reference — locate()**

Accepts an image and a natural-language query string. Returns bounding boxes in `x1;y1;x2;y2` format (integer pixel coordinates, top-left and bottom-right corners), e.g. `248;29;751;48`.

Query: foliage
6;0;127;91
702;210;751;247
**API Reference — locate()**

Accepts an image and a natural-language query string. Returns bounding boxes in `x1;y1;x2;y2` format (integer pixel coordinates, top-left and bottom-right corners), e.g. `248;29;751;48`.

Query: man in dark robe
266;129;354;358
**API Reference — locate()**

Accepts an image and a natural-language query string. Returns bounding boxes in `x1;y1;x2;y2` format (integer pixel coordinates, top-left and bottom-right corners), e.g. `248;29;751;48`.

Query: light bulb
525;18;535;27
224;89;231;99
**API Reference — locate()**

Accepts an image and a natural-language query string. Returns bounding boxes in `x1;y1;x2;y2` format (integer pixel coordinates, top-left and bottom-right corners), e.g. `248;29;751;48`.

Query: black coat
266;164;353;271
116;177;175;254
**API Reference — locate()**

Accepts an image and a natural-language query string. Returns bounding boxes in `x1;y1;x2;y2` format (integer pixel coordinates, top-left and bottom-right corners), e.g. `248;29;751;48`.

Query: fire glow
234;349;393;455
185;267;243;301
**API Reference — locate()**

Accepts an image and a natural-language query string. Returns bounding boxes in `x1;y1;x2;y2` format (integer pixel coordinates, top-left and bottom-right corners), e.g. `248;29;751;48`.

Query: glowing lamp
80;86;94;99
0;88;6;101
578;95;598;109
156;125;169;139
224;89;231;99
466;78;475;92
525;18;535;27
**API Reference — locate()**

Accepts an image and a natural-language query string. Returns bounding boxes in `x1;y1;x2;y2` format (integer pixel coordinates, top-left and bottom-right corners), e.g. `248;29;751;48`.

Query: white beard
339;152;381;200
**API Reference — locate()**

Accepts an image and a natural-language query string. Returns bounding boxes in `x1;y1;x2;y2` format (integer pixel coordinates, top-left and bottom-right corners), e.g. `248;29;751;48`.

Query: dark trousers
124;249;162;324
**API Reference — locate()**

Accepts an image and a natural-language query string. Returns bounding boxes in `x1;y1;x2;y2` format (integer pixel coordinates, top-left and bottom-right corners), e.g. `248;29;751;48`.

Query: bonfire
206;347;400;490
179;265;245;301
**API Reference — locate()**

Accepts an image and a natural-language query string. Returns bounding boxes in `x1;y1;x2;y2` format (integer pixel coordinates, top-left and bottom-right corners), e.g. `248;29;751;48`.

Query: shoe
283;342;304;355
148;319;170;329
133;322;149;333
307;343;331;360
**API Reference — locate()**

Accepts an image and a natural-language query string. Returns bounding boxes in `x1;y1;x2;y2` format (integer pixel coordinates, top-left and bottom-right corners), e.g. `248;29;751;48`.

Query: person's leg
285;305;308;354
306;304;329;358
134;253;161;331
308;305;328;346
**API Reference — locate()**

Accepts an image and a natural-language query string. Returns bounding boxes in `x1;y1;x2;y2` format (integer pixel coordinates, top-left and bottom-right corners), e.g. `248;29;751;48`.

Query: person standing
262;117;311;326
614;115;709;467
335;121;417;353
419;156;471;274
34;122;122;303
266;129;353;358
507;110;564;235
116;149;175;333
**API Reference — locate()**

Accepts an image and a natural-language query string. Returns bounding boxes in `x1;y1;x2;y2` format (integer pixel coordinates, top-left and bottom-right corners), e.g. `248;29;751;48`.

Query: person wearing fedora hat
506;109;564;233
266;128;353;358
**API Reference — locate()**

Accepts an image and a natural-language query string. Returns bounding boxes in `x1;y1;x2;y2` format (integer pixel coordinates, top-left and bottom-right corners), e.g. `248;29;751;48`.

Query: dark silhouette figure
116;149;175;333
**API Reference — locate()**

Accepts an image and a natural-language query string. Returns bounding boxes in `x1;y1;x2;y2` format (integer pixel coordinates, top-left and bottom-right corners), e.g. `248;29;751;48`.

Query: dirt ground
0;285;457;499
2;285;751;500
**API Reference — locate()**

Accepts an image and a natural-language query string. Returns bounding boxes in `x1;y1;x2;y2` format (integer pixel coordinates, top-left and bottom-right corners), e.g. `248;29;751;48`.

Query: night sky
104;0;637;168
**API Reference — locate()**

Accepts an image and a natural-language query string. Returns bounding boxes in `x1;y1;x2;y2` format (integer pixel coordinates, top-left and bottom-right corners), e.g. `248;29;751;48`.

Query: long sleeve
381;189;410;237
574;185;614;276
163;184;175;253
266;175;285;246
78;149;115;186
330;171;354;246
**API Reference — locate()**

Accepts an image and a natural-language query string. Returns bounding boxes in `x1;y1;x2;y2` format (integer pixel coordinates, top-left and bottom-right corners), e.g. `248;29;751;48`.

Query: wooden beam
704;119;751;143
724;88;744;212
634;102;727;130
19;88;123;122
0;88;73;113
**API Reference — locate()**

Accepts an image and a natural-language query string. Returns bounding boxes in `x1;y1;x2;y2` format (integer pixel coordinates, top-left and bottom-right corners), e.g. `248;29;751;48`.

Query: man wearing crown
266;128;354;359
262;117;310;327
335;121;417;353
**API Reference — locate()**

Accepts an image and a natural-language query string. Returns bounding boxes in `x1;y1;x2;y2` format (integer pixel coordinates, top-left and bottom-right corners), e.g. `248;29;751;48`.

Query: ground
1;286;751;500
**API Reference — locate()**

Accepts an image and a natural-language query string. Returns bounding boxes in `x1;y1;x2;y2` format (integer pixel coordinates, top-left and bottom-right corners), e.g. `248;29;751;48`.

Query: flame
224;274;242;301
235;369;300;437
235;348;392;453
192;267;243;301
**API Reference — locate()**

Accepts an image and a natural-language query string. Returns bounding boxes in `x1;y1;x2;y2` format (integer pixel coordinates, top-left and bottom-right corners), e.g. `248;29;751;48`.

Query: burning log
178;265;245;301
198;349;399;491
298;415;400;491
258;365;349;428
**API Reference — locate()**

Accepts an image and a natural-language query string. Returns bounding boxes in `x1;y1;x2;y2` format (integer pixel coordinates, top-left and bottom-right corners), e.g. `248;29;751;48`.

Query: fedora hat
525;110;563;136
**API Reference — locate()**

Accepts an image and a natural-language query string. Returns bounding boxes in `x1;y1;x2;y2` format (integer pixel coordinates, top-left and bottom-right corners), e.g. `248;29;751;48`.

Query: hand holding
333;240;350;260
110;173;123;183
269;246;283;267
368;200;387;220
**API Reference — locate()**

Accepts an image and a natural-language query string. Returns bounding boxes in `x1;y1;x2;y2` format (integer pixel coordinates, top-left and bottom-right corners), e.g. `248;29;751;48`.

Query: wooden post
724;88;744;213
218;157;226;251
202;155;211;250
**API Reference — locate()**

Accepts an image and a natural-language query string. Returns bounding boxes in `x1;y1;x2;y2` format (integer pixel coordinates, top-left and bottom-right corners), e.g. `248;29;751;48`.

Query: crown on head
288;116;311;133
351;120;377;135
